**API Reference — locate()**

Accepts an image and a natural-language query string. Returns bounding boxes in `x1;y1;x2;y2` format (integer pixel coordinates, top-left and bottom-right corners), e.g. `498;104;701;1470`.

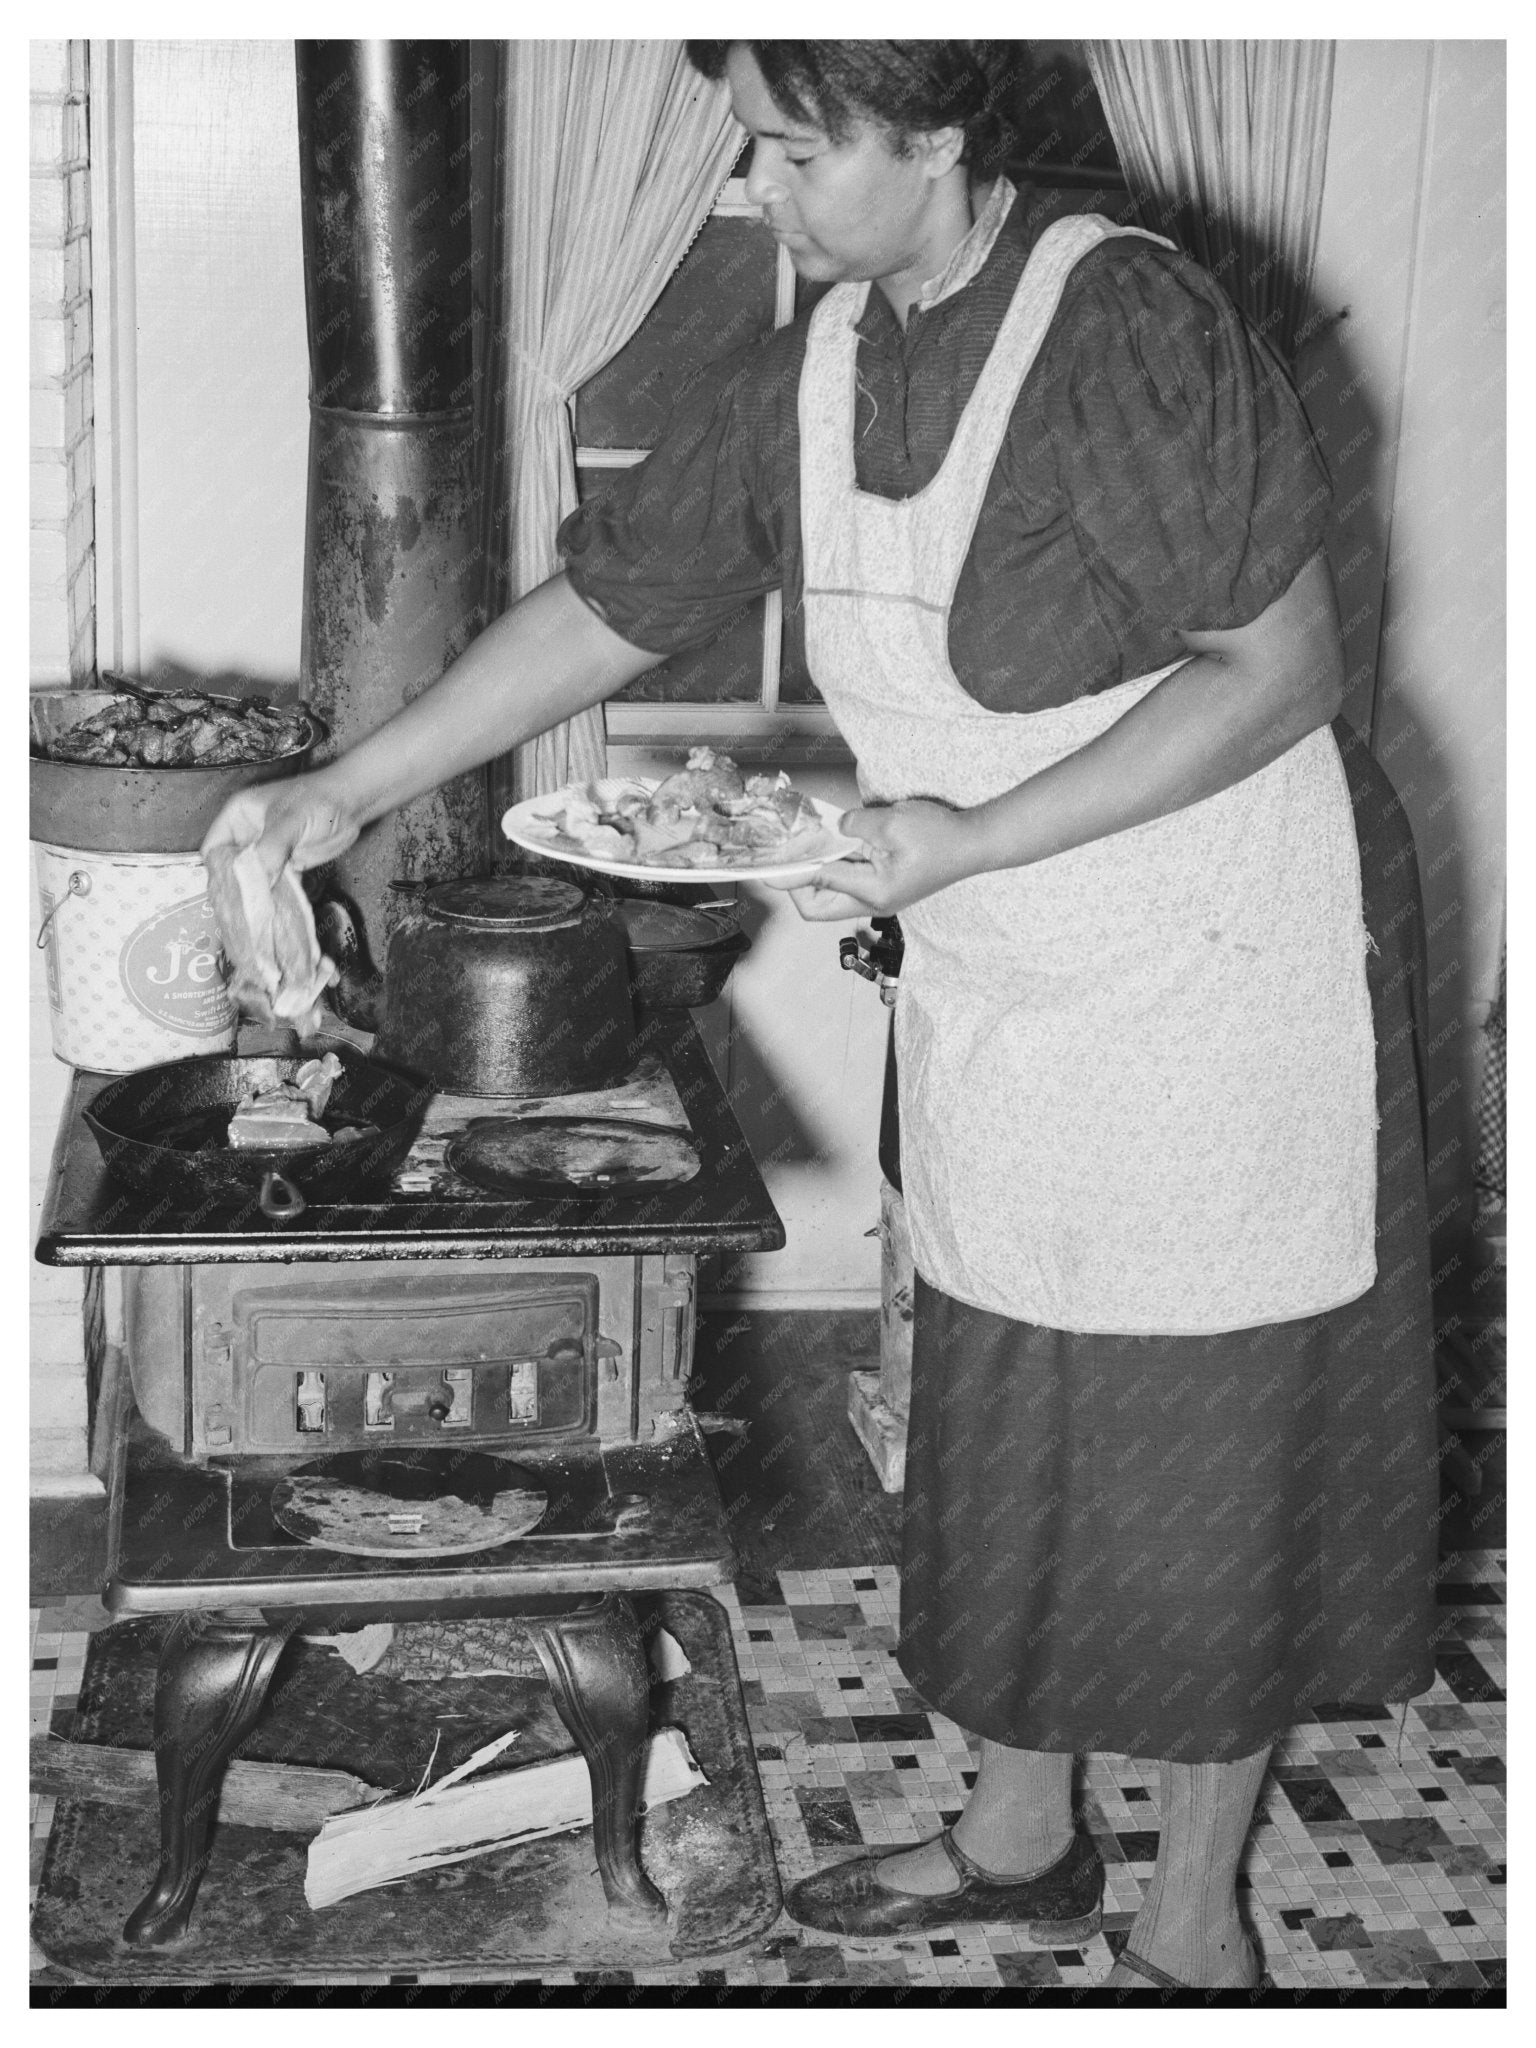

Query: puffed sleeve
558;326;802;656
1043;241;1332;634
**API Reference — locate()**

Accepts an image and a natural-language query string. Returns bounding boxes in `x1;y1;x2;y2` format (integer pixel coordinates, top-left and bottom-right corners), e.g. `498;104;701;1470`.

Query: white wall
1305;40;1505;1249
31;934;92;1487
30;38;97;1494
131;40;309;683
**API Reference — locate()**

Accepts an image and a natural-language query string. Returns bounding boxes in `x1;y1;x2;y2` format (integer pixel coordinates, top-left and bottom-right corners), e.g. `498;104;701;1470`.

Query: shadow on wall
690;884;823;1172
513;854;826;1177
1296;305;1480;1260
1154;181;1482;1263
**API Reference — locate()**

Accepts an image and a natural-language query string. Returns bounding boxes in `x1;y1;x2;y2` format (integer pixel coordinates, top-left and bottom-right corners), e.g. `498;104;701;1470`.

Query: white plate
501;777;864;886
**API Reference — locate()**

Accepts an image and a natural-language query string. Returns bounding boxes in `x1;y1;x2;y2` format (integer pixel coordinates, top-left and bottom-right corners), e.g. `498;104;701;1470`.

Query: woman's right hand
199;773;363;881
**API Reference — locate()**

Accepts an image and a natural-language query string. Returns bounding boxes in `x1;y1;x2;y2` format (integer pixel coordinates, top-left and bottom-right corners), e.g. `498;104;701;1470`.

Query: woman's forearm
971;549;1346;874
970;648;1334;874
791;552;1346;922
306;573;658;826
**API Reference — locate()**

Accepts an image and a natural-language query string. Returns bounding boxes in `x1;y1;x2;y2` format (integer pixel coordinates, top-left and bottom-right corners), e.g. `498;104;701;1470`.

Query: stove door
190;1262;627;1454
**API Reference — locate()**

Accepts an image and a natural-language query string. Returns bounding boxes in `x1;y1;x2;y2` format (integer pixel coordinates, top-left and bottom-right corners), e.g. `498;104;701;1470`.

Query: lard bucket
34;842;238;1072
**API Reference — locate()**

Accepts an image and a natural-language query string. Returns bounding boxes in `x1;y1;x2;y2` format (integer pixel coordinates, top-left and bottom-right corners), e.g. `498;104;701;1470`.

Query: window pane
575;216;778;450
615;596;768;705
575;464;768;704
1005;41;1125;187
777;599;823;706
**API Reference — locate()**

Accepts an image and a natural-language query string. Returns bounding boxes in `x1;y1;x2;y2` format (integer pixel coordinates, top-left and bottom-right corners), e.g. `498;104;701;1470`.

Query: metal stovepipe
295;39;488;971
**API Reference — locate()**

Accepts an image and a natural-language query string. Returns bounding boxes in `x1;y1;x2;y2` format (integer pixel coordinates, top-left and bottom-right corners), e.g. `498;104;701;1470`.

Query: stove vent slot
508;1360;539;1425
364;1370;394;1430
296;1372;327;1433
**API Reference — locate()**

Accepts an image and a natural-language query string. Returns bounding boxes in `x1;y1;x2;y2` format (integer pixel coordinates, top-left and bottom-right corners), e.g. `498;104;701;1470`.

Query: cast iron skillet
82;1050;433;1220
619;899;751;1008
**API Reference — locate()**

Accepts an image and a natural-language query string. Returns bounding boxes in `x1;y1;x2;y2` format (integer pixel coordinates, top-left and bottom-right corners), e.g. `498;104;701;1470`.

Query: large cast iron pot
374;876;637;1096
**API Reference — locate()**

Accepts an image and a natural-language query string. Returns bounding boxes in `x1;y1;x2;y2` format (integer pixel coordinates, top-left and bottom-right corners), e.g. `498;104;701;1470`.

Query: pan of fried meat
83;1049;431;1220
30;681;323;852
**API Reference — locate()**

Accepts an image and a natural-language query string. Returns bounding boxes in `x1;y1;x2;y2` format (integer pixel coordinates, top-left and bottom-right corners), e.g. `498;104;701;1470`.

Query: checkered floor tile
31;1558;1505;1990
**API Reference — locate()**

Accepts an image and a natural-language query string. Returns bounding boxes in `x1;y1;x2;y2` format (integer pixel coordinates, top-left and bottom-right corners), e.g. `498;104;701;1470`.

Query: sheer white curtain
488;41;740;806
1084;41;1334;360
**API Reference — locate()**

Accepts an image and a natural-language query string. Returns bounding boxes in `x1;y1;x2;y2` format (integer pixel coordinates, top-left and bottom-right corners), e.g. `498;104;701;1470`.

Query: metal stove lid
446;1117;700;1194
423;876;587;931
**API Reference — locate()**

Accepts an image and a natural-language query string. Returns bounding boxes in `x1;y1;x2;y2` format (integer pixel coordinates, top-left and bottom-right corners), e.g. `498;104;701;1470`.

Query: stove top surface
36;1008;783;1265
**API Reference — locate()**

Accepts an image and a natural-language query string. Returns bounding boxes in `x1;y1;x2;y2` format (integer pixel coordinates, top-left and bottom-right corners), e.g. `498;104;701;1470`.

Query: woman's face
725;46;968;305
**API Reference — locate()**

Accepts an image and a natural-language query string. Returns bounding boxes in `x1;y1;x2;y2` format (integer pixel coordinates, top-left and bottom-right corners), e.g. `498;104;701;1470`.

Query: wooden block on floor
847;1370;906;1493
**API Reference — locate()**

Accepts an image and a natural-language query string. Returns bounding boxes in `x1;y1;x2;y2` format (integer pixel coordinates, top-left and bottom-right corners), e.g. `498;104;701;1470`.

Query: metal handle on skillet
259;1169;307;1220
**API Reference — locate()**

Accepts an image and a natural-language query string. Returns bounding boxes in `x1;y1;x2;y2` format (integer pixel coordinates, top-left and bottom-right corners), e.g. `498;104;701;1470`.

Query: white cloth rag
203;842;337;1037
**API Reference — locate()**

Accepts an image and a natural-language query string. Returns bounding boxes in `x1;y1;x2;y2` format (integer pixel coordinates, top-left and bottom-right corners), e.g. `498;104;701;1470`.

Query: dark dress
561;180;1442;1762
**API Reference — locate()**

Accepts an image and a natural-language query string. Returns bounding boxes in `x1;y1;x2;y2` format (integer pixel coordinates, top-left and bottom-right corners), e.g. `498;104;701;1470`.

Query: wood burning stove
36;1009;783;1950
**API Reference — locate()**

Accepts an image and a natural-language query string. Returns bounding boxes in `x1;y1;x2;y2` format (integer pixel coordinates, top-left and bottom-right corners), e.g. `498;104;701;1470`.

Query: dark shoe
1115;1943;1272;1992
785;1827;1103;1939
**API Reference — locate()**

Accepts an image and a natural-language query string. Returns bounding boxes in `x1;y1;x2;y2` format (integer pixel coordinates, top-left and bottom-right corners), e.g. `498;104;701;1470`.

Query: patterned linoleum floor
30;1554;1505;1992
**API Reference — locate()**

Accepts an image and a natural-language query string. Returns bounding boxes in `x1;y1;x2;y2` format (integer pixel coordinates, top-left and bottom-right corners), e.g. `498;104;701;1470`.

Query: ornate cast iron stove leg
124;1610;294;1947
521;1595;668;1924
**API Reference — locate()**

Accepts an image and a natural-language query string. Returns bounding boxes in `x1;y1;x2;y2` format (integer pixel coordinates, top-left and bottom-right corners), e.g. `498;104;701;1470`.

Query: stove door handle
258;1170;307;1221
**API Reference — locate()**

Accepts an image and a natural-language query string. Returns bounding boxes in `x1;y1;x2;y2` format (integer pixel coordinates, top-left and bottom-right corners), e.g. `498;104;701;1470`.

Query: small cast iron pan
83;1050;432;1220
616;899;750;1008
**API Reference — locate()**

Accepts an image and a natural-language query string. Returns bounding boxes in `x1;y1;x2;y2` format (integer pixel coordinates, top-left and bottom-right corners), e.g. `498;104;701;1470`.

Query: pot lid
616;900;730;951
423;876;587;931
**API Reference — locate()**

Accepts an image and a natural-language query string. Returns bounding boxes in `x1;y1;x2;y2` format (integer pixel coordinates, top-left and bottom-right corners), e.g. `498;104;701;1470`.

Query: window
575;43;1124;747
1004;39;1128;191
573;175;831;750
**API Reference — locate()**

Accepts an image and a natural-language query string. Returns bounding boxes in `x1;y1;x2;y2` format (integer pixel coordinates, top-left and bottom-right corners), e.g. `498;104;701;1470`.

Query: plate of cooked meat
501;747;863;884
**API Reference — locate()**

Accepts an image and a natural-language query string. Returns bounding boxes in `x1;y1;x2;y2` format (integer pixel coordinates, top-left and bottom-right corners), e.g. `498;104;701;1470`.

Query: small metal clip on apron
800;212;1379;1338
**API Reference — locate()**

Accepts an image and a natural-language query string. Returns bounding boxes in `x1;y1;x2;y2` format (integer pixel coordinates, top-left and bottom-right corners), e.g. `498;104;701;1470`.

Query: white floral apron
799;215;1378;1335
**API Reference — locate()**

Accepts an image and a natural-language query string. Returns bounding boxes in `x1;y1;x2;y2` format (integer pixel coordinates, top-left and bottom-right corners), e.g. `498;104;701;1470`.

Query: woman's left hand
777;799;990;921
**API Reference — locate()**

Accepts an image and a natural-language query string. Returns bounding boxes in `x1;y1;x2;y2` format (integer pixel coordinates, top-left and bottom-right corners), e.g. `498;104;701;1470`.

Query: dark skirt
897;723;1443;1762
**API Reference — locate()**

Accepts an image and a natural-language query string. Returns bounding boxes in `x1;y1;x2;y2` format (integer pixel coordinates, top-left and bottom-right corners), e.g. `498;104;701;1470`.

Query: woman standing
207;42;1440;1989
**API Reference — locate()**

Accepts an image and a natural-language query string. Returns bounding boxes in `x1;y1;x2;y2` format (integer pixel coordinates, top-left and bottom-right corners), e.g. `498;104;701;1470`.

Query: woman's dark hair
686;41;1028;174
